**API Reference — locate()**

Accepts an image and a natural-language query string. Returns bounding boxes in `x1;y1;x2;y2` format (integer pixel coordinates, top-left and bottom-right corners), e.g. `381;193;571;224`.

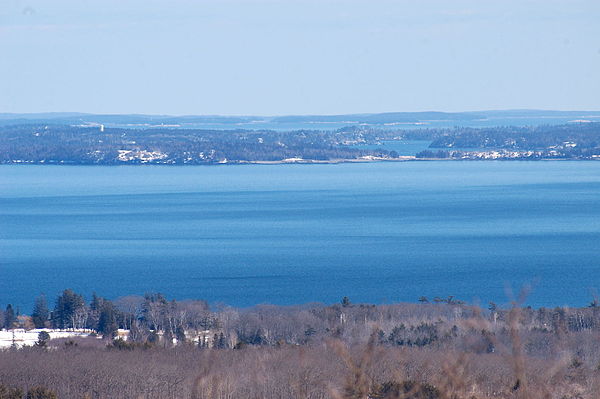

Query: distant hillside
270;111;486;124
0;125;396;165
1;122;600;164
1;110;599;130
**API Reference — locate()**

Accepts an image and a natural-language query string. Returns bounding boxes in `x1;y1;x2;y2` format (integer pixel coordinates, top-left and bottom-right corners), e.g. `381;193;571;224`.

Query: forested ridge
411;123;600;159
1;122;600;164
0;125;394;164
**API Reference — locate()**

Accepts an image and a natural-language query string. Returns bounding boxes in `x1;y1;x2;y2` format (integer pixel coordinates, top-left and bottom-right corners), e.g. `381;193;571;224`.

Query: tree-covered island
1;122;600;164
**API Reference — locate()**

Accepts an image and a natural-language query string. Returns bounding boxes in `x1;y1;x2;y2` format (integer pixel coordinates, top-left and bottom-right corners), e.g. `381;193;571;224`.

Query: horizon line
2;108;600;118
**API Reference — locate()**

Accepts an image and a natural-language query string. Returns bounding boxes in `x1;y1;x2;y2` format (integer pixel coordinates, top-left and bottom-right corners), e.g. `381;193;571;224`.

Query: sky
0;0;599;115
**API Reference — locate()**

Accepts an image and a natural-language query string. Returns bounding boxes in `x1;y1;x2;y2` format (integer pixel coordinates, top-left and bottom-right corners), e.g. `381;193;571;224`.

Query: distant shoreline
3;121;600;164
2;156;600;166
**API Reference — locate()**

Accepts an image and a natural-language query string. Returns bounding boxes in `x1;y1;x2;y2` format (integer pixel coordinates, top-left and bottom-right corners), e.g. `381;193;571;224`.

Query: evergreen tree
4;304;16;329
141;293;167;331
341;296;351;307
31;295;50;328
86;293;102;331
97;301;118;339
175;326;187;344
90;292;102;312
35;331;51;347
218;332;226;348
53;289;86;329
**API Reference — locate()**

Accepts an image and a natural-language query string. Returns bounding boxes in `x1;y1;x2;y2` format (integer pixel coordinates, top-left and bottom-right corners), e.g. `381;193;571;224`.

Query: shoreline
2;156;600;165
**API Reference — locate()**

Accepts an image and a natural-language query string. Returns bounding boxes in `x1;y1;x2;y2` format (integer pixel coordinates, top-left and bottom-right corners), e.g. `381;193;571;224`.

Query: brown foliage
2;302;600;398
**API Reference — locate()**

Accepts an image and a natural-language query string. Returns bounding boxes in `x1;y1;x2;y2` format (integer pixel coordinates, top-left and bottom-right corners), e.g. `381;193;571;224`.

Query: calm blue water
2;162;600;311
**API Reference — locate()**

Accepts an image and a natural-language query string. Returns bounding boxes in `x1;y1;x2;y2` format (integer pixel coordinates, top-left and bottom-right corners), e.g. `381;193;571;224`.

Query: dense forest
3;291;600;398
0;125;397;164
1;122;600;164
410;123;600;159
336;123;600;159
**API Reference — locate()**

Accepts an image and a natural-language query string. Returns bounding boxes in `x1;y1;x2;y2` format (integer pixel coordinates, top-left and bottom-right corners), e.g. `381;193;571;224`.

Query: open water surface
1;161;600;309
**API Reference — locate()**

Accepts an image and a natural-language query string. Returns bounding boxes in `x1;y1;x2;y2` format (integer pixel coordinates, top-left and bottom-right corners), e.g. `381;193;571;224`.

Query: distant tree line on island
407;123;600;159
2;122;599;164
346;123;600;159
0;125;396;164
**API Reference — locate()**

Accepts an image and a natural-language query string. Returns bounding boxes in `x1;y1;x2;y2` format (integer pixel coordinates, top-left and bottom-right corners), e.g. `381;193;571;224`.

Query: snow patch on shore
0;329;92;349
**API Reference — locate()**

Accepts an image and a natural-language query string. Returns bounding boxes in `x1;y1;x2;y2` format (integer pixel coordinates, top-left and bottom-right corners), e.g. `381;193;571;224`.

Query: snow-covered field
0;329;92;348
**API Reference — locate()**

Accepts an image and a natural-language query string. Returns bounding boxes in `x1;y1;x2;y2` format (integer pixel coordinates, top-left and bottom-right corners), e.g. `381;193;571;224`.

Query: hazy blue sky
1;0;599;115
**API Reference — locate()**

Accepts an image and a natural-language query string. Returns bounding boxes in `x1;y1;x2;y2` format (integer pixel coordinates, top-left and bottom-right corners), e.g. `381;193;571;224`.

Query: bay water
2;161;600;310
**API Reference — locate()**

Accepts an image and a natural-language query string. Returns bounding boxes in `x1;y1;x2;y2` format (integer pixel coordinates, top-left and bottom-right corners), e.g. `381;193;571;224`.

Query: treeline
4;293;600;397
2;122;598;164
425;123;600;150
1;290;216;341
0;125;395;164
4;290;600;350
344;123;600;159
409;123;600;159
